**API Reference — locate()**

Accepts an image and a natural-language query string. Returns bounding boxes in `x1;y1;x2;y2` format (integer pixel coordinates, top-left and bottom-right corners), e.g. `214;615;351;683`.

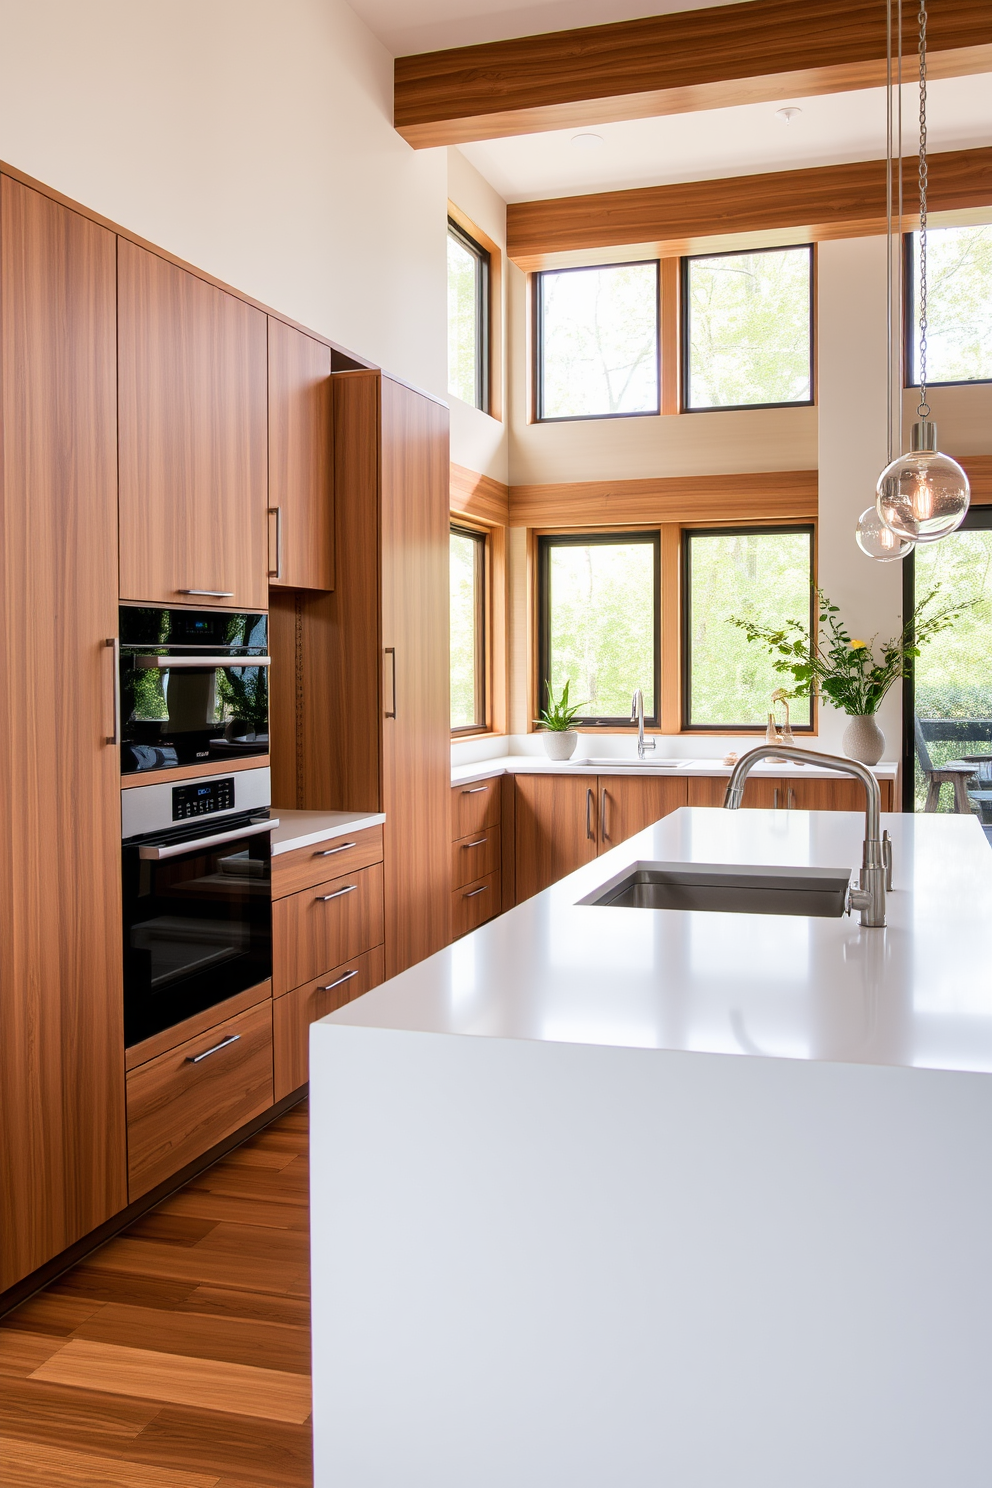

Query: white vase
542;729;578;761
842;713;885;765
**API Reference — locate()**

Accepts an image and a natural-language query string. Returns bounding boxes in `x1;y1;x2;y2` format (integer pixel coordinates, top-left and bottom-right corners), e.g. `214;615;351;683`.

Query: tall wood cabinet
267;319;334;592
117;240;268;609
275;369;451;978
0;176;127;1291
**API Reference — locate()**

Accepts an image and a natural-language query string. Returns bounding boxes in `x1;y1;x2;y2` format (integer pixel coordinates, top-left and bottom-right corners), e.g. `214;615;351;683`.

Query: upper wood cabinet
117;240;268;609
267;319;334;591
0;175;127;1290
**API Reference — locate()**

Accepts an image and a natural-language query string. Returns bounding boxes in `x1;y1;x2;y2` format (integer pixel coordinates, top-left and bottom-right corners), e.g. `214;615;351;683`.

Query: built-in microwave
121;767;276;1047
117;606;269;774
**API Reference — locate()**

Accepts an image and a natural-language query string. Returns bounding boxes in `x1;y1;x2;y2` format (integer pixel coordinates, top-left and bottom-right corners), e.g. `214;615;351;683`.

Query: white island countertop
269;807;384;856
452;752;899;786
328;805;990;1075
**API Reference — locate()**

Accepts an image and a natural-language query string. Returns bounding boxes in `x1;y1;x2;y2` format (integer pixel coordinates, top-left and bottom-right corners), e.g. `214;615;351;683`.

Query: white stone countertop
270;807;385;856
328;806;992;1076
451;753;900;787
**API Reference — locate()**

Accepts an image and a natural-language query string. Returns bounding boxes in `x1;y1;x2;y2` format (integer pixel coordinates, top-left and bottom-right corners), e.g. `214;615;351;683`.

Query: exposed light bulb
856;505;914;562
875;420;970;543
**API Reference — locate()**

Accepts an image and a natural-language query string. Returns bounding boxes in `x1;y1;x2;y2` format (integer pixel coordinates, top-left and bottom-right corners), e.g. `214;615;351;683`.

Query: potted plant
534;679;587;761
730;587;966;764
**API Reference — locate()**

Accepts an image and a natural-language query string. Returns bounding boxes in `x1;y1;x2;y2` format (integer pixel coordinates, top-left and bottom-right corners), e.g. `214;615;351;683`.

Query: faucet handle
882;830;893;892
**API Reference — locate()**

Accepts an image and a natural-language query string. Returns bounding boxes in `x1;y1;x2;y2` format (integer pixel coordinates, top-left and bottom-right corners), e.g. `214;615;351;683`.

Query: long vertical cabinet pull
106;637;120;745
384;647;397;719
267;506;283;580
586;787;595;841
600;787;609;842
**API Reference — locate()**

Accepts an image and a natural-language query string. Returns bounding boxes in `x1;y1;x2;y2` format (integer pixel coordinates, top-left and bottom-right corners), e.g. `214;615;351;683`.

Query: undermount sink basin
584;757;691;768
580;860;853;918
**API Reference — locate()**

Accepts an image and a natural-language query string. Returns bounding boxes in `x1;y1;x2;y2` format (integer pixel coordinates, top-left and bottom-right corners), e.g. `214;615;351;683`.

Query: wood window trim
449;510;509;741
448;201;503;422
528;515;820;737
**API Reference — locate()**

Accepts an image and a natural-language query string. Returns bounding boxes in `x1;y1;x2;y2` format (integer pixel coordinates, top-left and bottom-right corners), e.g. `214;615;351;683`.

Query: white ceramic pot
541;729;578;761
842;713;885;765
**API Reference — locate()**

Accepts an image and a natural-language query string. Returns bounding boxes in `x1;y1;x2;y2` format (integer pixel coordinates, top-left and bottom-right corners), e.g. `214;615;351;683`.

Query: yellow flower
850;639;867;650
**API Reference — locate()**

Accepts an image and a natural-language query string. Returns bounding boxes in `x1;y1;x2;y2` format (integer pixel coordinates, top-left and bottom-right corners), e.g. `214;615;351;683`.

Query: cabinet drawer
451;778;501;839
126;1000;273;1201
273;861;384;995
451;824;500;890
451;870;500;940
273;946;384;1101
272;824;383;900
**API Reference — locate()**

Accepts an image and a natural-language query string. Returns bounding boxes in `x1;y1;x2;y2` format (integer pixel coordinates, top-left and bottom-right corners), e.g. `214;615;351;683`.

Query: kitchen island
310;806;992;1488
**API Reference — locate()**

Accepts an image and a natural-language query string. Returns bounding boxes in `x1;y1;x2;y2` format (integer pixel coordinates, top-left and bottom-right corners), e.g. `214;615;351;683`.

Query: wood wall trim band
450;462;510;526
509;470;818;528
962;455;992;504
507;148;992;269
394;0;992;147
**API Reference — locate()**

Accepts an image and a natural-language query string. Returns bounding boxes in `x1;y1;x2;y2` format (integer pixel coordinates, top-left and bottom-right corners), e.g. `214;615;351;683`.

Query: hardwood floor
0;1101;312;1487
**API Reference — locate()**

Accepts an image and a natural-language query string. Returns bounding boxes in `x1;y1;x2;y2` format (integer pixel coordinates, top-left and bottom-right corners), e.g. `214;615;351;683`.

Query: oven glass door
122;820;272;1047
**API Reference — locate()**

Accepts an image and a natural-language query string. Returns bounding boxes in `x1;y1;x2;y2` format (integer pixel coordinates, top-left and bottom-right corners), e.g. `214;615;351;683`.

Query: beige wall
0;0;448;396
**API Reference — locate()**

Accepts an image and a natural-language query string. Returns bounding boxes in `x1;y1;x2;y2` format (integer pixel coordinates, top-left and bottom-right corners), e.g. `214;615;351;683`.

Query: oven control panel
172;777;235;821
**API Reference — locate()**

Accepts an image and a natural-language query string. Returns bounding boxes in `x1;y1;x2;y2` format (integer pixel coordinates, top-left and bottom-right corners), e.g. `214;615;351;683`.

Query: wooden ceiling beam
505;147;992;269
394;0;992;148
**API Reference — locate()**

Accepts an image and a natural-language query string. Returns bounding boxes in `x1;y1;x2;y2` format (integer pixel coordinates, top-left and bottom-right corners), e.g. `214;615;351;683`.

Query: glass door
903;507;992;831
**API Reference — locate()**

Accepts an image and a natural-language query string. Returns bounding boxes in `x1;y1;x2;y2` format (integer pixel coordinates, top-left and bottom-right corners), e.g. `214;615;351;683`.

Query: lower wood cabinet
273;946;384;1100
687;775;894;811
597;776;688;851
687;776;779;808
273;861;384;995
452;870;501;939
126;999;274;1201
451;824;501;889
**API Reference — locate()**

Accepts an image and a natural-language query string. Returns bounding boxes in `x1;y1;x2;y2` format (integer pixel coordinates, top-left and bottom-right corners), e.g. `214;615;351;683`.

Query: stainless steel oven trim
121;766;272;841
135;655;271;669
138;818;279;860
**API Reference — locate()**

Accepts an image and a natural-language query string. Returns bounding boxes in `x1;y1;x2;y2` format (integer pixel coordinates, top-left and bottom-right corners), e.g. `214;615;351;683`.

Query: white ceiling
347;0;727;57
456;75;992;203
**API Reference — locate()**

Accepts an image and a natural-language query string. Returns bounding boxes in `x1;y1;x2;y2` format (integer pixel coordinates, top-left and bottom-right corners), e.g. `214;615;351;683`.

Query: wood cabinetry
514;775;601;901
118;240;268;609
273;947;384;1101
597;775;689;850
0;176;127;1292
687;775;779;808
451;824;501;888
273;862;384;995
452;870;502;938
267;318;334;591
450;780;503;937
688;775;894;811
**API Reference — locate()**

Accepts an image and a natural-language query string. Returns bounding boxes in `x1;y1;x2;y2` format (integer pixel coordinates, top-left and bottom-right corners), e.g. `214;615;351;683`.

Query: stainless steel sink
580;861;852;917
584;757;690;769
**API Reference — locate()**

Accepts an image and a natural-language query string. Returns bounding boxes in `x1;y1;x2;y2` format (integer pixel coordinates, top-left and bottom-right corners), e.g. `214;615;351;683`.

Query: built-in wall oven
117;605;269;775
121;767;276;1047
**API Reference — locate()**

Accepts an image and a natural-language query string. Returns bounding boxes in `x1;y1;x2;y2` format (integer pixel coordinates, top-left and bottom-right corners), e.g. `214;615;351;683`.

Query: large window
538;533;659;725
536;261;660;421
448;219;490;412
683;526;815;730
450;526;487;733
906;224;992;387
682;245;814;411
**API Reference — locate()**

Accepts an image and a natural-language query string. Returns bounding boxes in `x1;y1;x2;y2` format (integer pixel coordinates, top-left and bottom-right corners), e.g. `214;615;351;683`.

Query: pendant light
874;1;970;544
856;503;915;561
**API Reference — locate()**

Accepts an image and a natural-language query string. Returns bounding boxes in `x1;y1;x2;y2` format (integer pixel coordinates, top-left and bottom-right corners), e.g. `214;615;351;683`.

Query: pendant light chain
917;0;929;418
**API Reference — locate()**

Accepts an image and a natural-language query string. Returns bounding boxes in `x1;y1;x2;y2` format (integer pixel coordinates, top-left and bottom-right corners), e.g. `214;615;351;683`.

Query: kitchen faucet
631;689;656;760
723;744;890;928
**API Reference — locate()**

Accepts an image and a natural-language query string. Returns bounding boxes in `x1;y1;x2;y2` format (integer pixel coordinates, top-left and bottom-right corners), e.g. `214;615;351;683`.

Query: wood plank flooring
0;1100;312;1487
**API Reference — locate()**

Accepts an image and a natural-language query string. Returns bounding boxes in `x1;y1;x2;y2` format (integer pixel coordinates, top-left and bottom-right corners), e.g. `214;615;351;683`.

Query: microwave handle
135;655;272;670
138;818;280;860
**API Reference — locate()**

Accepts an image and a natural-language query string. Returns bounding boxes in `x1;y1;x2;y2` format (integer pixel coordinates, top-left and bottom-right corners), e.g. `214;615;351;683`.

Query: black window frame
903;228;992;391
450;523;488;736
681;523;816;732
447;217;491;415
901;504;992;811
538;530;661;728
534;259;661;423
680;243;816;414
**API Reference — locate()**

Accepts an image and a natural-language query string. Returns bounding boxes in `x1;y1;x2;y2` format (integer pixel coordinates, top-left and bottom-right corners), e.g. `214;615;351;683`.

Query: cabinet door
514;775;599;901
381;376;451;976
0;176;126;1289
687;775;783;808
267;319;334;591
597;775;688;852
788;777;880;812
118;240;268;608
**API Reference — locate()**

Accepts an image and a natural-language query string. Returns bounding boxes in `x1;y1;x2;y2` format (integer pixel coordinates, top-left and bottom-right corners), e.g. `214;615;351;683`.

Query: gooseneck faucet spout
723;744;887;928
631;689;656;760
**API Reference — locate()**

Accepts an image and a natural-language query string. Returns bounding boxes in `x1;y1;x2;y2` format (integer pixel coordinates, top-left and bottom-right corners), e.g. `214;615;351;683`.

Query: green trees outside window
447;220;489;411
450;526;486;731
908;224;992;386
537;262;659;420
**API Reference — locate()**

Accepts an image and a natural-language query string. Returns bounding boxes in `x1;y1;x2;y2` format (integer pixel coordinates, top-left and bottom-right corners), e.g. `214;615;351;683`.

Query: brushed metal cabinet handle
176;589;235;598
314;842;356;857
586;787;594;841
106;637;120;745
774;788;780;809
464;885;488;898
384;647;397;719
788;787;796;809
317;885;357;902
267;506;283;580
320;969;359;992
186;1033;241;1064
462;838;487;848
462;787;487;795
600;787;608;841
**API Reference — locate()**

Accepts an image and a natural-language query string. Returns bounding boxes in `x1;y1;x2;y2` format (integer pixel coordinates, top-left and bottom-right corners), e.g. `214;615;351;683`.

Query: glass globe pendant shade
875;420;970;543
856;505;914;562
